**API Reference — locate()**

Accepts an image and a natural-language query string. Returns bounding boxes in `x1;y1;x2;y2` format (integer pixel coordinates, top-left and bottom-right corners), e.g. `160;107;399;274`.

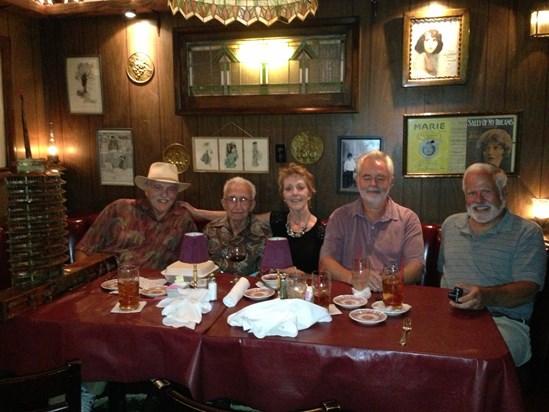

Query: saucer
101;279;118;291
333;294;368;310
371;301;412;316
140;285;168;298
349;309;387;325
244;288;275;301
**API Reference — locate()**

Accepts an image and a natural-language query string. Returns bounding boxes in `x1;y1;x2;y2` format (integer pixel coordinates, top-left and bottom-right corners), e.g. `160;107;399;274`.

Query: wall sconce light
124;9;136;19
530;6;549;37
532;198;549;240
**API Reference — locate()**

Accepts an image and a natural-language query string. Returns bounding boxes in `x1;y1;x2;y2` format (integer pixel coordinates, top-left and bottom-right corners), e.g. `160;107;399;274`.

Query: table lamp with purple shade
260;237;293;274
179;232;209;263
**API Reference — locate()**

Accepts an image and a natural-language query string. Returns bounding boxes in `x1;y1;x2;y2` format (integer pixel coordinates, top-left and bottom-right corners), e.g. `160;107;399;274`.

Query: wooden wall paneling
125;18;162;204
58;19;103;213
10;14;40;161
157;16;182;160
96;16;135;206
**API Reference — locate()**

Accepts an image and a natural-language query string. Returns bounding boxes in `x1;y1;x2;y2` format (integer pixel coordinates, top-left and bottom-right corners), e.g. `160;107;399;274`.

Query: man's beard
467;200;505;224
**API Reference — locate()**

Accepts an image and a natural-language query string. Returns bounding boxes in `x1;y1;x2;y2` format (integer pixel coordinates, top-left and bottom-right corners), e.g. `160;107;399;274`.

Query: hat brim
134;176;190;193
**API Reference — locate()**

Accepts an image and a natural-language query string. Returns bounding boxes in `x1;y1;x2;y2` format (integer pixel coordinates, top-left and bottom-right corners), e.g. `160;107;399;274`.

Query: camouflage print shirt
204;214;272;276
76;198;196;269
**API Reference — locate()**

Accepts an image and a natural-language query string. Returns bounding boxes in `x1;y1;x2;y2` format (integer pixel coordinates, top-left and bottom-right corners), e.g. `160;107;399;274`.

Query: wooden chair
0;359;81;412
152;378;343;412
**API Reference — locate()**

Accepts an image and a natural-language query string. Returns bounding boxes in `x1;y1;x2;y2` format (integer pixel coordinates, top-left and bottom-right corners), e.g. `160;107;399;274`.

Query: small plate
244;288;275;301
371;301;412;316
140;285;168;298
101;279;118;291
349;309;387;325
333;294;368;310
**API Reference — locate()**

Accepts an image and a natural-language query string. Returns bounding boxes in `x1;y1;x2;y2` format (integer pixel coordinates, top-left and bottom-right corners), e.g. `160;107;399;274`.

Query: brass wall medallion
163;143;191;174
126;52;155;84
290;131;324;165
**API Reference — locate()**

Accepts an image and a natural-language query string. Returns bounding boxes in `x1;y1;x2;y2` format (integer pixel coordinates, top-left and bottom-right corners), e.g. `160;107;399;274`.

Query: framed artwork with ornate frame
97;128;134;186
337;136;383;193
402;8;470;87
403;112;521;177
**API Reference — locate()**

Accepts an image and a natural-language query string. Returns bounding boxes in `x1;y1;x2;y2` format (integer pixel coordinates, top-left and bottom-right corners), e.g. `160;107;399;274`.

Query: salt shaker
279;272;288;299
208;274;217;301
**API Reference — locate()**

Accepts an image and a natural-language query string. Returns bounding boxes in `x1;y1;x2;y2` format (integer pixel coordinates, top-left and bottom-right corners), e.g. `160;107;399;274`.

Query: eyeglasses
223;196;251;206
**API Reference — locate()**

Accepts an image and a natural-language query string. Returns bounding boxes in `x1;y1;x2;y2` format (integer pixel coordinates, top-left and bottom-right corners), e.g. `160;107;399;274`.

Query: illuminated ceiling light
167;0;318;27
124;9;137;18
531;6;549;37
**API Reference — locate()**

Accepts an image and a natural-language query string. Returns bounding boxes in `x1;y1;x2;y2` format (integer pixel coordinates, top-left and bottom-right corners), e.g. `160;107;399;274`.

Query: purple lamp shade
179;232;209;263
260;237;293;273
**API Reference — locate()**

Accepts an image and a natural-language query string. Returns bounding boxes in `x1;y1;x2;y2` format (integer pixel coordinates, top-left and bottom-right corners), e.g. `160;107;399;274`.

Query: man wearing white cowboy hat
75;162;196;269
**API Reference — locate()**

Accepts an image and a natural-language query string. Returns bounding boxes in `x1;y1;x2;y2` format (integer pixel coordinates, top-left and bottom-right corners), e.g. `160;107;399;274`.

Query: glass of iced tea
382;263;403;310
117;265;140;310
311;270;331;309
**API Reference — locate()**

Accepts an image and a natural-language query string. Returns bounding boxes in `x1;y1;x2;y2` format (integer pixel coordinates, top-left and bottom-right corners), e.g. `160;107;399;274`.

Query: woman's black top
269;210;326;274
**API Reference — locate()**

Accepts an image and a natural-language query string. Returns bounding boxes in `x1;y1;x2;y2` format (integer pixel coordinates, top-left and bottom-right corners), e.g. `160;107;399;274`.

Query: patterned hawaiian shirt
204;214;272;276
76;198;196;269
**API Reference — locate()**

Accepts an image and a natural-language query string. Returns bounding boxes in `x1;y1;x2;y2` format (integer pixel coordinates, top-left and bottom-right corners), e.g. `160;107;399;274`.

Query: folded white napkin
157;288;212;329
227;298;332;339
352;287;371;299
223;277;250;308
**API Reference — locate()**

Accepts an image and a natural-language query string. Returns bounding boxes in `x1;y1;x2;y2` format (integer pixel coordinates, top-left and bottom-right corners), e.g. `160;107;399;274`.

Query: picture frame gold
403;112;521;177
402;8;470;87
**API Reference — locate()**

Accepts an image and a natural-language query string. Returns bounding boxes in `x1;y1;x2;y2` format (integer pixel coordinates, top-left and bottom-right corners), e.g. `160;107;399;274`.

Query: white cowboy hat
134;162;190;192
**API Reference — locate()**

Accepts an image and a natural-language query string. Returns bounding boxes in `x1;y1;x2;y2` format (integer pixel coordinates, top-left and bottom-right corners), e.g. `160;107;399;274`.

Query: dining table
0;270;524;412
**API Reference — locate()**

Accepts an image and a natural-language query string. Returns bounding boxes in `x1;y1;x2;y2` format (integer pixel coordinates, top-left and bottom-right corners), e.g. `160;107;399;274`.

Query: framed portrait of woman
402;8;470;87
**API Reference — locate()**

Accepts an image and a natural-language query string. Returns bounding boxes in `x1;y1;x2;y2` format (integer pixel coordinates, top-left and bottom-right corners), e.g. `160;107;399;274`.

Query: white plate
101;279;118;291
333;294;368;310
371;301;412;316
140;285;168;297
244;288;275;301
349;309;387;325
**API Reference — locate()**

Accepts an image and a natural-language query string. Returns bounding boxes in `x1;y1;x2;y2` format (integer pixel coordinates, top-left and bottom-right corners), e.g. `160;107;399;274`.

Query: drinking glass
351;257;369;292
117;265;140;310
286;272;308;299
382;263;403;309
311;270;331;308
227;244;246;263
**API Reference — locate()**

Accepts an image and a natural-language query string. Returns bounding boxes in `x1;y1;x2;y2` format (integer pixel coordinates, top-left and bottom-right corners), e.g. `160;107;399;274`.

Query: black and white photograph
97;129;133;186
337;136;383;193
403;8;470;87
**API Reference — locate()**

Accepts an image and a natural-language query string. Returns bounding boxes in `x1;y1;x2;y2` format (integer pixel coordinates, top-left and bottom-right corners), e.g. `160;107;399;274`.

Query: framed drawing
403;112;521;177
243;138;269;173
66;56;104;114
193;137;220;172
337;136;383;193
97;128;134;186
219;138;244;172
402;8;470;87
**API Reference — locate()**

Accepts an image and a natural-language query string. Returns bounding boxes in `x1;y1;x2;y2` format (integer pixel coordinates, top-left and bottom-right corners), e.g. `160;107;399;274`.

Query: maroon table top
0;272;524;412
200;275;524;412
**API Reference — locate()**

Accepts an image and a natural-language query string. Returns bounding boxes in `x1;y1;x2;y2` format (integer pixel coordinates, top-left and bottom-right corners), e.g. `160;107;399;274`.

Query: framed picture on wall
66;56;104;114
403;112;521;177
337;136;383;193
402;8;470;87
97;128;134;186
192;137;220;172
243;138;269;173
